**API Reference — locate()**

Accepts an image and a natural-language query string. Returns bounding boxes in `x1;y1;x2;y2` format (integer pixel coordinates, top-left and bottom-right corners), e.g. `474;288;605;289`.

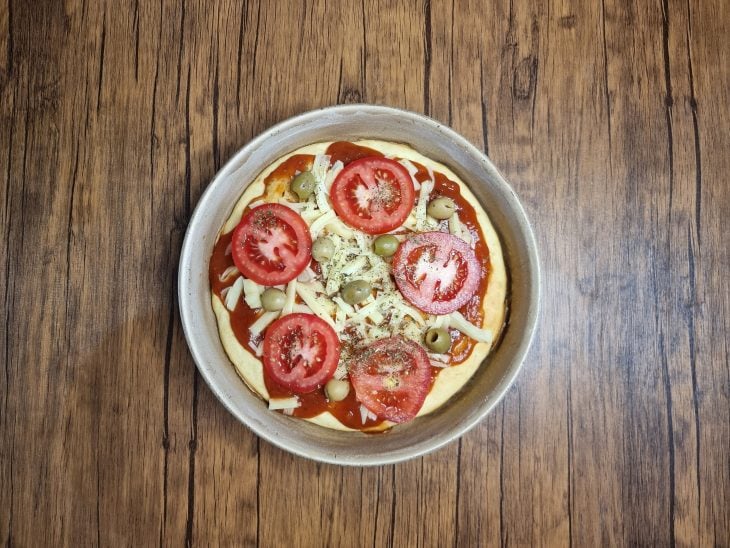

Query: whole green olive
427;196;456;220
373;234;399;257
291;171;316;201
261;288;286;311
311;237;335;263
324;379;350;402
341;280;371;305
424;327;451;353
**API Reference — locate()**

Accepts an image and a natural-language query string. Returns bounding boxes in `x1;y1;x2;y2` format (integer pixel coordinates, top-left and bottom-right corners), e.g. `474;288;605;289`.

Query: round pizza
208;140;508;431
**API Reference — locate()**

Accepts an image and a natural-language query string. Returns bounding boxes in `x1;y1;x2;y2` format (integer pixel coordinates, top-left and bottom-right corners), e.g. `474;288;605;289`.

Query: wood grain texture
1;0;728;546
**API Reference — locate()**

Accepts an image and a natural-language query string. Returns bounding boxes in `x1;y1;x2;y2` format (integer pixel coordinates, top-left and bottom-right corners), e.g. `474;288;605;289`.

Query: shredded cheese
389;298;426;325
432;314;450;329
414;179;438;231
253;342;263;357
300;207;323;225
281;280;298;315
243;278;263;309
296;283;337;329
311;154;330;184
399;158;419;176
312;154;332;212
335;306;346;327
426;166;435;182
428;352;450;364
297;266;318;283
292;303;314;314
225;276;244;311
450;311;493;344
325;220;354;238
340;255;368;276
324;160;344;190
460;225;472;244
247;199;266;210
268;397;301;410
277;198;306;210
398;158;421;190
249;311;279;336
332;296;356;317
351;299;384;325
309;209;337;237
219;265;239;282
359;404;378;424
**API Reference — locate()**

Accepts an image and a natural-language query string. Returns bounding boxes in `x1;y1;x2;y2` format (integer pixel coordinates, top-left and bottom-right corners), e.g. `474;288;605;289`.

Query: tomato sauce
326;141;383;165
268;154;314;185
208;143;496;430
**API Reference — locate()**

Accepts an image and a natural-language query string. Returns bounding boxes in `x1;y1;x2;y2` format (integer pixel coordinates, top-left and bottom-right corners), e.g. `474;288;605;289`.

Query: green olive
424;327;451;353
325;379;350;402
261;288;286;311
373;234;399;257
291;171;316;201
311;237;335;263
341;280;371;305
427;196;456;220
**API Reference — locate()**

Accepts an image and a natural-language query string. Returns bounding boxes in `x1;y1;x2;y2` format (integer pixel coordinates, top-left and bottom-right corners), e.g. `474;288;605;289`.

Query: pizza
208;140;507;431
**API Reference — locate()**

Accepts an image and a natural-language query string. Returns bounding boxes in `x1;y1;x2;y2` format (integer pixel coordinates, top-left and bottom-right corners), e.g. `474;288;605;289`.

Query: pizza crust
211;140;507;430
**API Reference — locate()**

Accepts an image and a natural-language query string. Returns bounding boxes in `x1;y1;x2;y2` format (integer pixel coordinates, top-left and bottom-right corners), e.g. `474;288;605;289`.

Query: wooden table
2;1;728;546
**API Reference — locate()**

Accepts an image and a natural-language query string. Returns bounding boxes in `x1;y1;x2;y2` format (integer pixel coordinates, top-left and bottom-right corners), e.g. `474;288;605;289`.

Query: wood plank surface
1;0;728;546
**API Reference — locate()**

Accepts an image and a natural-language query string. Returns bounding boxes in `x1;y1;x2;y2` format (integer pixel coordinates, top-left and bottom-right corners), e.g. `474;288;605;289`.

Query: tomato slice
231;203;312;286
348;336;431;423
262;313;341;394
392;231;481;315
329;157;415;234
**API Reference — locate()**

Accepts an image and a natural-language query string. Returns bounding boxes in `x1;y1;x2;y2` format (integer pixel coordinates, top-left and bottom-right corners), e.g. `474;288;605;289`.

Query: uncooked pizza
208;140;507;431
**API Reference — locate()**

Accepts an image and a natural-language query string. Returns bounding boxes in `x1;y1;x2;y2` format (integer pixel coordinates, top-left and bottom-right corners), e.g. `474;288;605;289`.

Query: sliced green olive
325;379;350;402
341;280;371;305
373;234;399;257
424;327;451;353
427;196;456;220
261;288;286;311
311;237;335;263
291;171;316;201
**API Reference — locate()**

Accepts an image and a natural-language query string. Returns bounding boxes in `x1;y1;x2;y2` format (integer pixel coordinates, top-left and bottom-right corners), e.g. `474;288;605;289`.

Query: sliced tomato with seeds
231;203;312;286
330;157;415;234
393;231;481;315
263;313;341;394
348;336;431;423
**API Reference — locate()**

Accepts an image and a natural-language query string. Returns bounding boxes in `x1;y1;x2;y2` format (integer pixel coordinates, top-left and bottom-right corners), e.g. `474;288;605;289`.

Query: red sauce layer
208;142;493;429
